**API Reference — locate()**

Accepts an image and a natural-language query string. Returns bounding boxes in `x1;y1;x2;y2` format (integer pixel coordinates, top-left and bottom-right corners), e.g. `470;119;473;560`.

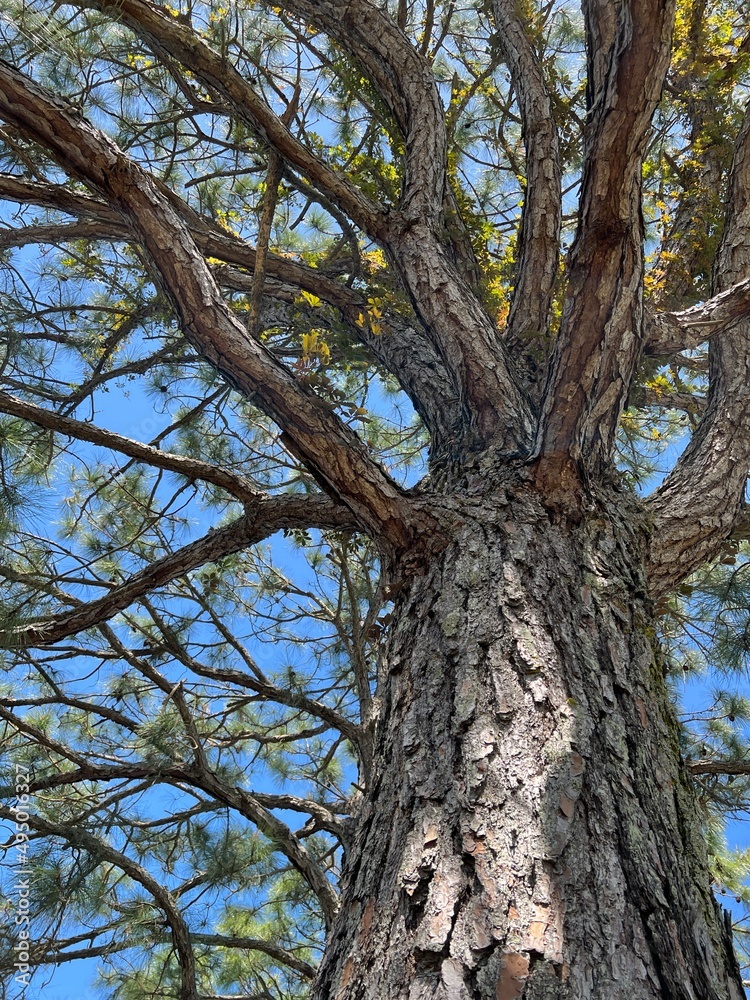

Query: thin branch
247;88;299;333
0;495;357;649
189;934;316;978
247;147;286;335
251;791;345;839
0;718;340;928
0;179;463;446
632;387;705;415
102;624;364;750
78;0;386;237
180;762;340;927
0;805;199;1000
0;391;262;504
0;173;361;314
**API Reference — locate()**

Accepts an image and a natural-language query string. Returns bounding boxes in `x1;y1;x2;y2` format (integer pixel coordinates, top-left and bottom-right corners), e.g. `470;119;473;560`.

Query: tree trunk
313;474;744;999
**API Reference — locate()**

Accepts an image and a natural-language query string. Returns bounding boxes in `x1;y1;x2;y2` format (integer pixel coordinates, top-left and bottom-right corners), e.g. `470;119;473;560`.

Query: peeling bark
315;475;743;999
2;6;750;998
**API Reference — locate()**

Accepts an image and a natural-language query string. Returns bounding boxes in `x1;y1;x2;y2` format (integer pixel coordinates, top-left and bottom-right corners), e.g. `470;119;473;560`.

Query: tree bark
314;476;744;999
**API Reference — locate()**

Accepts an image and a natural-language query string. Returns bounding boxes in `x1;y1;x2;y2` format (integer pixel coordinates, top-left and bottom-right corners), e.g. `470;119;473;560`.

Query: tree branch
189;934;315;979
647;1;739;310
0;173;356;313
275;0;445;225
0;805;199;1000
83;0;531;453
0;391;263;504
686;760;750;776
79;0;386;238
0;172;122;221
1;744;341;928
0;495;357;649
100;626;365;751
21;930;316;980
491;0;561;378
250;791;345;839
647;102;750;597
632;387;705;415
171;763;341;927
534;0;676;495
0;60;422;548
0;176;464;452
644;277;750;355
273;0;534;451
246;89;299;333
213;266;463;452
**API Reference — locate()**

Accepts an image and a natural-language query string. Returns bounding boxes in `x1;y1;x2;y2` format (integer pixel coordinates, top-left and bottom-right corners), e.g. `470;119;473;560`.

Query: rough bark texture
3;4;750;998
647;104;750;597
314;470;744;1000
535;0;675;491
492;0;561;389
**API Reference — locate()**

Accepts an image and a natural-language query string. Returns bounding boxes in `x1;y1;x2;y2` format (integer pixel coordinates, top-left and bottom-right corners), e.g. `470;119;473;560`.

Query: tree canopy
2;0;750;998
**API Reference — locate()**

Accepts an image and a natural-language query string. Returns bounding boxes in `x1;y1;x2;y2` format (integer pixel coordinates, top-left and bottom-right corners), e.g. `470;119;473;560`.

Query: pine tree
1;1;750;997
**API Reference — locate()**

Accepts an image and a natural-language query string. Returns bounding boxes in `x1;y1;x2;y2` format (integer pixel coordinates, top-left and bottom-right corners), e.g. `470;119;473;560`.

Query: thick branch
80;0;386;237
534;0;676;494
647;103;750;597
582;0;620;101
0;218;119;250
81;0;531;453
0;61;422;548
280;0;533;450
0;173;123;221
0;496;357;649
381;222;534;452
0;177;463;450
644;277;750;355
215;266;463;451
686;760;750;776
276;0;446;224
492;0;561;371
